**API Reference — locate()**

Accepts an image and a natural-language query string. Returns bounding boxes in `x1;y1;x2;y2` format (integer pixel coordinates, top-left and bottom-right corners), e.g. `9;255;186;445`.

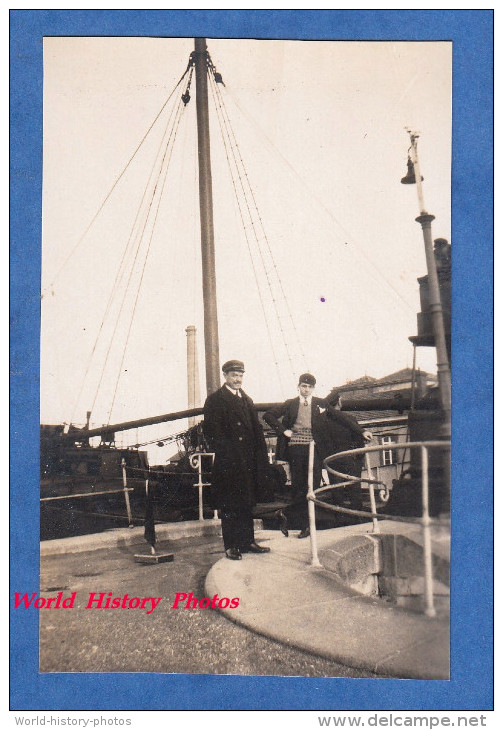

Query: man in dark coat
316;391;372;512
203;360;271;560
264;375;372;536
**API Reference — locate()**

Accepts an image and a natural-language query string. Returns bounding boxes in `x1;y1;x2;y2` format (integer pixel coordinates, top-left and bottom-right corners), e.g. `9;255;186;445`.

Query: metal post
194;37;220;396
410;343;417;411
364;451;380;533
145;478;155;555
121;458;133;527
194;454;204;521
415;211;451;416
407;131;451;511
408;132;451;420
307;440;321;567
190;452;216;522
198;483;204;522
421;445;436;617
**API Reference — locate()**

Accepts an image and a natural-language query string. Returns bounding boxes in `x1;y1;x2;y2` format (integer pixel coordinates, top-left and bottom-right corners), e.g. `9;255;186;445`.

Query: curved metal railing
306;440;451;617
40;458;136;525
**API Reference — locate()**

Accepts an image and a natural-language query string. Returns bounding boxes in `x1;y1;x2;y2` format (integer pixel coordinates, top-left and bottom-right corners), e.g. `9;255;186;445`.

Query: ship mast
194;37;220;396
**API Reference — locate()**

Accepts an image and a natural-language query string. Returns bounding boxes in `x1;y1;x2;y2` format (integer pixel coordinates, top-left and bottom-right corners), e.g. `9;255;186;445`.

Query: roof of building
343;374;377;386
373;368;436;385
337;368;437;393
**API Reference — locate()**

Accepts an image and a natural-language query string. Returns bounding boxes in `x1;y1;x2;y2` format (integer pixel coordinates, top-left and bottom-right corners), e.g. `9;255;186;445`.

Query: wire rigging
106;94;188;424
207;57;306;388
70;80;189;425
44;67;191;297
224;87;415;315
207;68;284;392
82;88;185;422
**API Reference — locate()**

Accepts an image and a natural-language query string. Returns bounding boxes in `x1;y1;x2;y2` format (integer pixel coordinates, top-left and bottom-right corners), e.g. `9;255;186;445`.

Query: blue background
10;9;493;711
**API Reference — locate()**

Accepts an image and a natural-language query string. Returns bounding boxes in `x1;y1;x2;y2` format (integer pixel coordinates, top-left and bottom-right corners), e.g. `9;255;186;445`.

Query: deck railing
40;458;136;526
307;440;450;617
189;452;217;521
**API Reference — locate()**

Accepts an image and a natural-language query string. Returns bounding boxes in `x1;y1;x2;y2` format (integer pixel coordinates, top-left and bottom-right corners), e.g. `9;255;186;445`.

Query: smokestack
185;326;201;428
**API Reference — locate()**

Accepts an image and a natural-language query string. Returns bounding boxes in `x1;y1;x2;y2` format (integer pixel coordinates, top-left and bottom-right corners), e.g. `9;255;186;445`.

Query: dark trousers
220;506;254;550
327;456;364;510
285;444;322;530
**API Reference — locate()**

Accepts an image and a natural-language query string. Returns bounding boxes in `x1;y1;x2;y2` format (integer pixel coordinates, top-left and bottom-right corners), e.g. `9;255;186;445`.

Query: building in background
334;368;437;501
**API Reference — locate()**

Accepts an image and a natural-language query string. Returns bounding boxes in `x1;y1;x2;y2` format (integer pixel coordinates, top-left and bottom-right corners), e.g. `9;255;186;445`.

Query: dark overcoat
263;397;365;467
203;386;269;510
316;409;365;481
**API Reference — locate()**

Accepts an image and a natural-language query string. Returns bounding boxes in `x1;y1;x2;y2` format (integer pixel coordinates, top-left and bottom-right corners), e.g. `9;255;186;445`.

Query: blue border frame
10;9;493;711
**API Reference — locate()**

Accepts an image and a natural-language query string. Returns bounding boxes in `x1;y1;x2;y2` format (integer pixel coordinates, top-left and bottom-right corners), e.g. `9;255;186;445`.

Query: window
381;435;398;466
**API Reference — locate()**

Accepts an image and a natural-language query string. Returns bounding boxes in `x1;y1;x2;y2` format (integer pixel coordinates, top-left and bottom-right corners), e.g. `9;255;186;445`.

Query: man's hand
283;429;293;438
363;430;373;443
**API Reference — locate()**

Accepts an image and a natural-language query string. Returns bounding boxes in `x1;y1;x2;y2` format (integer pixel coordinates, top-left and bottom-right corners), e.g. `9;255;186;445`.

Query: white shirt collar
225;384;242;397
299;394;313;405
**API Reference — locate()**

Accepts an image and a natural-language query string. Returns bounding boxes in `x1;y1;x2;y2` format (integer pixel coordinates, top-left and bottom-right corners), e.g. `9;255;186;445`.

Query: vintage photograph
38;36;452;679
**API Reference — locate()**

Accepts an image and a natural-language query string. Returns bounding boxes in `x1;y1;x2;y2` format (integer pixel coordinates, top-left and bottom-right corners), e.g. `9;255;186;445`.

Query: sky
41;37;452;462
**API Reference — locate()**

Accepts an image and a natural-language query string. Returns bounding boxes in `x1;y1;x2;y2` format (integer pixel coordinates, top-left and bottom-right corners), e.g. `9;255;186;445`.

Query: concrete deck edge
40;519;262;556
204;525;449;680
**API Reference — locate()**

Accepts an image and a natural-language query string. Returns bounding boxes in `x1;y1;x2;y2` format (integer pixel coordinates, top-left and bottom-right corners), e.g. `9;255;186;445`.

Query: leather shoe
245;541;271;554
298;527;310;539
225;548;242;560
275;509;289;537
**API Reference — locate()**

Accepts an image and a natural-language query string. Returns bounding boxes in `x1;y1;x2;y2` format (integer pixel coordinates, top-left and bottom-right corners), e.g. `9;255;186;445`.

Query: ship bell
401;156;423;185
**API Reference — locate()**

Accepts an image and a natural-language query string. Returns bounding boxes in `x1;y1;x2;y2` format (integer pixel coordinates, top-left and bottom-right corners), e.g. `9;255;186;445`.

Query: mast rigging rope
208;72;283;391
70;86;187;425
106;95;187;425
224;87;415;315
71;78;187;424
208;61;307;389
45;67;191;297
212;79;307;369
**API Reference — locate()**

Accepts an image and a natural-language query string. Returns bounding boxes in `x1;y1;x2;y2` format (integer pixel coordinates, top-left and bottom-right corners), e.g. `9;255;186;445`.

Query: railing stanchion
196;455;204;521
364;451;380;533
189;453;216;522
421;445;436;617
307;440;321;567
121;458;133;527
319;440;449;616
198;484;204;522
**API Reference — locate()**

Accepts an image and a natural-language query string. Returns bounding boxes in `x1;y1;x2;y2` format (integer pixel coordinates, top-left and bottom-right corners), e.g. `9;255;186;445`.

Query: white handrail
307;441;321;567
421;445;435;617
364;450;380;533
308;440;450;618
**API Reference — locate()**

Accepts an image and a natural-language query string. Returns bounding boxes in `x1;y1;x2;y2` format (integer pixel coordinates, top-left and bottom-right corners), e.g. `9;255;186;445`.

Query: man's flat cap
298;372;316;386
222;360;245;373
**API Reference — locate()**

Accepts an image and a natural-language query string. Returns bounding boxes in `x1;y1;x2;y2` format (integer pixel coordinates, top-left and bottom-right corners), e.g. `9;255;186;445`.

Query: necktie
304;398;308;406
